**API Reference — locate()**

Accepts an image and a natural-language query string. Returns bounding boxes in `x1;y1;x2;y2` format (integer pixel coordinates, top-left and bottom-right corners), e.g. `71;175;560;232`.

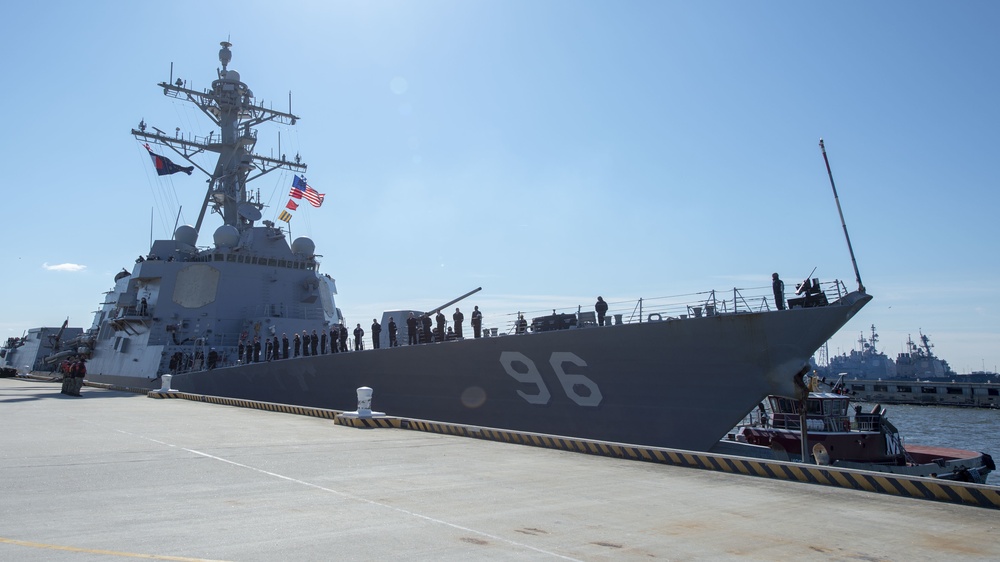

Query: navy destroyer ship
67;42;871;452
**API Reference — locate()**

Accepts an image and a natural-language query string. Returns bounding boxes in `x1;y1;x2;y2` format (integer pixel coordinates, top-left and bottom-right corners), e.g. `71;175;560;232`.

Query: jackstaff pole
819;139;865;293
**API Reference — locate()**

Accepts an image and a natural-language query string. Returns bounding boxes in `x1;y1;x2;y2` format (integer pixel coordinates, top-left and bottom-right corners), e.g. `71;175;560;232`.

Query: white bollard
356;386;373;416
159;374;174;392
340;386;385;419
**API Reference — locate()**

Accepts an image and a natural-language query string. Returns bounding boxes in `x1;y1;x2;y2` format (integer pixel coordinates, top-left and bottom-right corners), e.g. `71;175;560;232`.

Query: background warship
10;42;872;452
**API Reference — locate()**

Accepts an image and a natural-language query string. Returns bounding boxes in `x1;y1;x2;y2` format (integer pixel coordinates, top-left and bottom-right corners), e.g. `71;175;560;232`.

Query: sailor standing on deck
339;324;349;352
282;334;289;359
406;313;418;345
471;306;483;338
354;323;365;351
371;319;382;349
310;330;319;356
388;317;398;347
320;330;327;354
595;296;609;326
453;307;464;338
772;273;785;311
293;333;301;357
435;311;446;342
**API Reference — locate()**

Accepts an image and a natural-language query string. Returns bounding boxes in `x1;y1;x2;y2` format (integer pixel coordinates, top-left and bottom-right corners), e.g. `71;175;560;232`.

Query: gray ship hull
90;291;870;452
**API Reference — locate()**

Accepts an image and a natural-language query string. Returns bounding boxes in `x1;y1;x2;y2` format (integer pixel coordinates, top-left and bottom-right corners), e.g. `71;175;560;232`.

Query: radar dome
214;225;240;248
291;237;315;256
174;225;198;247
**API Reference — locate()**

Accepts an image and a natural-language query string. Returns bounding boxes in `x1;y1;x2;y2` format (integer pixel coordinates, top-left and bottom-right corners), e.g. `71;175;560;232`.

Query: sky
1;1;998;374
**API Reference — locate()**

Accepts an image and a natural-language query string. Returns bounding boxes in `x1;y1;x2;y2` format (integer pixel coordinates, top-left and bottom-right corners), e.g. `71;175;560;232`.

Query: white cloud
42;262;86;272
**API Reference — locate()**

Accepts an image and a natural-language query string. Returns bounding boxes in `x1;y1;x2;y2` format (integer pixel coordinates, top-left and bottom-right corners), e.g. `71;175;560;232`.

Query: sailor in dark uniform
516;314;527;334
471;306;483;338
339;324;349;352
253;337;261;362
772;273;785;311
320;330;327;354
353;323;365;351
371;319;382;349
435;311;446;342
406;313;418;345
293;333;301;357
282;334;290;359
330;327;339;353
421;315;433;344
595;296;609;326
302;330;311;356
272;336;279;360
388;317;398;347
310;330;319;355
453;307;464;338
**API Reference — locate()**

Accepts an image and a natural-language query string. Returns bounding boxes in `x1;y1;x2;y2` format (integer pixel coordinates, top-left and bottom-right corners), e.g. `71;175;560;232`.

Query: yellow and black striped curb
399;419;1000;510
147;390;344;420
142;387;1000;510
334;416;401;429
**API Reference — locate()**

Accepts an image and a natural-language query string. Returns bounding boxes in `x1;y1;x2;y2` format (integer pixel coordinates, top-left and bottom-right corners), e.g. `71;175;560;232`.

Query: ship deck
2;376;998;561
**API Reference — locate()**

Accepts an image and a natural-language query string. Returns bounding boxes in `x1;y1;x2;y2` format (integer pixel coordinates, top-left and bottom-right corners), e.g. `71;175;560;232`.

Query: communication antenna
819;139;865;293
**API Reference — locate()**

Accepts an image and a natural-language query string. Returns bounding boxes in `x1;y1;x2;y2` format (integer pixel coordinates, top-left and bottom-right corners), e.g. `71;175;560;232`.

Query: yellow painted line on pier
0;536;229;561
142;388;1000;510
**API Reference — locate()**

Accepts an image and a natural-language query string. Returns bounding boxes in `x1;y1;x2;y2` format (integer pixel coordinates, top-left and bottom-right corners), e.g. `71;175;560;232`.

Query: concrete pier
2;377;997;561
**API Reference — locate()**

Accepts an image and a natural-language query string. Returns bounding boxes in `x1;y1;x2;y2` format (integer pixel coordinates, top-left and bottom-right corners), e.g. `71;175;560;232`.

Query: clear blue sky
2;1;998;374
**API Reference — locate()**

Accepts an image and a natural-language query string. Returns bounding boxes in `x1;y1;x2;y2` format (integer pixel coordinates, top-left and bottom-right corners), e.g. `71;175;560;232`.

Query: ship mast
132;41;307;236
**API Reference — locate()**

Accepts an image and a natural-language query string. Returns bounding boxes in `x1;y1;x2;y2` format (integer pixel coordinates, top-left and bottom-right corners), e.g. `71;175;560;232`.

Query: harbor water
860;402;999;484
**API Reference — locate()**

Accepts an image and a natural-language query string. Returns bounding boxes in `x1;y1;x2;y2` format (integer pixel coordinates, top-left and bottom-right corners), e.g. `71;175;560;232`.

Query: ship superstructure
84;42;341;380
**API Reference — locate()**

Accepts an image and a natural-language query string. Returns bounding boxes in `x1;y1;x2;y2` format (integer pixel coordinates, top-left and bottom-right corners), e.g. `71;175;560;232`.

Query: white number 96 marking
500;351;603;407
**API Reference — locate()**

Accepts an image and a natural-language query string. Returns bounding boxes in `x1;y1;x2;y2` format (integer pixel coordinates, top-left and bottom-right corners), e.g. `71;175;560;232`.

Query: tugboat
44;41;873;453
734;376;995;482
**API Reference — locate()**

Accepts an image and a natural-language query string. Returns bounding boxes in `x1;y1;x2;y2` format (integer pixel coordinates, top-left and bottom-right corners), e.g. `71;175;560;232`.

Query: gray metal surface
2;377;997;561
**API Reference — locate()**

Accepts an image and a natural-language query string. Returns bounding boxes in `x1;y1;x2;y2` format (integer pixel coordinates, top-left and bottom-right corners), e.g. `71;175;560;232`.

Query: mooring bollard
340;386;385;419
356;386;373;416
159;374;174;392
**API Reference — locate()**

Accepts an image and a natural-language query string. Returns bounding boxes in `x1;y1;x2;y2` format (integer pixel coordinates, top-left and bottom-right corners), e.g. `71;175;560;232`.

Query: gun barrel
425;287;482;316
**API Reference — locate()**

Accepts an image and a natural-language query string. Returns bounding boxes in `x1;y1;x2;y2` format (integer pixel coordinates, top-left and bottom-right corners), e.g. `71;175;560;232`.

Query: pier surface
2;377;997;561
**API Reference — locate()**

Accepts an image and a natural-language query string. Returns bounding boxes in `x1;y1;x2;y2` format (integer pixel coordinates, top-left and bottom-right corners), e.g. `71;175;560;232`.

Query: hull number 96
500;351;603;407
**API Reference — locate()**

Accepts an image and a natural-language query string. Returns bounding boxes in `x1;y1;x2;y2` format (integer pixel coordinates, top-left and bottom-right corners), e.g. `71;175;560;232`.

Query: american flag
290;175;324;208
289;175;306;199
303;186;324;208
